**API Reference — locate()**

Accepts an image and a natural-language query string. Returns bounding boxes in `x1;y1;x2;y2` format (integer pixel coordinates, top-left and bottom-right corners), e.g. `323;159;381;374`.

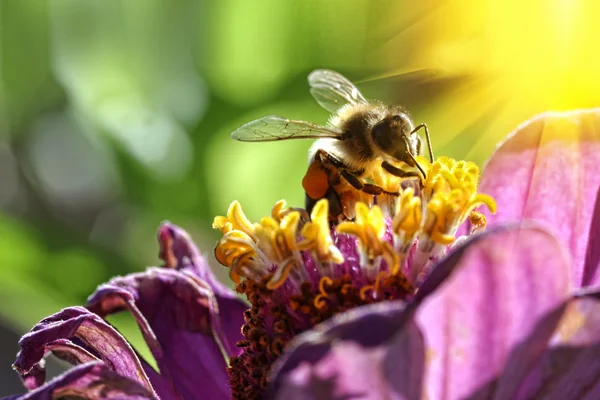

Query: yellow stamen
298;199;344;264
271;200;289;222
214;200;306;289
212;201;255;236
313;294;329;309
214;230;259;282
392;187;423;239
252;212;302;289
359;284;376;301
266;258;297;290
469;210;488;235
419;157;496;245
319;276;334;294
337;202;403;277
313;276;335;309
382;241;402;275
337;203;386;258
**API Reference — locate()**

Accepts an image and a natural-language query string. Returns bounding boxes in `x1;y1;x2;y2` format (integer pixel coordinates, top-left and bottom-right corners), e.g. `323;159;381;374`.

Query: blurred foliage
0;0;599;389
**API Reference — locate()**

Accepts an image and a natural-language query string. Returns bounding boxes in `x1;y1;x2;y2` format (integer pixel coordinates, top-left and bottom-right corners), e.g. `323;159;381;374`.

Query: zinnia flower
3;109;600;400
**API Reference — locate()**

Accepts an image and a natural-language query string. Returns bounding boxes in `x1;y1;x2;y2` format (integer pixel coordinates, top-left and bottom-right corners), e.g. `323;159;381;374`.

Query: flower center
213;156;495;399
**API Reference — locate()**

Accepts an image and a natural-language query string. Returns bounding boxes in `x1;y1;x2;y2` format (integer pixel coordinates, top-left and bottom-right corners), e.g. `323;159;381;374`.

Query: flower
212;155;498;399
3;109;600;400
267;109;600;399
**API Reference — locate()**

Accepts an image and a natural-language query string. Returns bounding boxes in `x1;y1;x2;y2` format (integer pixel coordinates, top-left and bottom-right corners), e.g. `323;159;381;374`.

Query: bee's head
370;110;420;162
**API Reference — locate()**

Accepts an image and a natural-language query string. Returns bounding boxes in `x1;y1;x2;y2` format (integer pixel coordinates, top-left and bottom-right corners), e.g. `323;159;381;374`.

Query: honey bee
230;69;434;220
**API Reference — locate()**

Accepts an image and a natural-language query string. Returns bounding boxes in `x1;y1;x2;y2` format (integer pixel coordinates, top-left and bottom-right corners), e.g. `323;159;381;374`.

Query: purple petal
583;186;600;286
158;222;248;354
6;362;155;400
479;109;600;287
140;361;183;400
268;301;423;400
87;267;231;400
416;225;572;400
13;306;155;394
512;290;600;399
415;224;513;303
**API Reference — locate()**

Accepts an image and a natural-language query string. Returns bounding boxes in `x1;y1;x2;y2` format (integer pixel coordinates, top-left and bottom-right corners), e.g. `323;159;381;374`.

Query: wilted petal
5;362;155;400
139;361;183;400
479;109;600;287
158;222;247;354
87;267;231;400
13;306;155;395
512;290;600;399
20;364;45;392
268;301;424;400
417;225;572;400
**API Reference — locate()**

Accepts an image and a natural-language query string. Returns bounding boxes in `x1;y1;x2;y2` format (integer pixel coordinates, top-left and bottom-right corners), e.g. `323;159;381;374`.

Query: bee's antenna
411;123;434;162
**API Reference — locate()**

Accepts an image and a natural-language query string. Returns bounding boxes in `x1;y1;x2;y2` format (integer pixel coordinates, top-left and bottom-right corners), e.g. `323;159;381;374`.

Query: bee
230;69;434;221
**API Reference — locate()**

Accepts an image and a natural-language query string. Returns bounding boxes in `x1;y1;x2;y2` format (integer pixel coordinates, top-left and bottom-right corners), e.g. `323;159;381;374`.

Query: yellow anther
318;276;334;295
298;199;344;264
313;294;329;310
214;230;259;282
359;285;377;301
392;187;423;239
271;200;289;221
312;276;335;307
212;201;255;236
337;203;386;258
423;192;461;245
469;210;488;235
215;230;254;266
382;241;403;275
254;212;300;265
419;157;497;245
266;258;297;290
213;200;308;288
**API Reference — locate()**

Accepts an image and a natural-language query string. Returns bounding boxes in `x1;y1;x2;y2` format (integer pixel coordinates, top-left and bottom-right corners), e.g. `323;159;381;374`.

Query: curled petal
12;307;154;394
157;222;248;354
416;225;572;400
6;362;155;400
479;109;600;287
87;268;232;400
158;221;238;297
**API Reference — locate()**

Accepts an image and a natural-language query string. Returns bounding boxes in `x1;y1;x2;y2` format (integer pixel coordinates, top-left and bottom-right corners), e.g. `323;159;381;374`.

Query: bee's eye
392;115;403;122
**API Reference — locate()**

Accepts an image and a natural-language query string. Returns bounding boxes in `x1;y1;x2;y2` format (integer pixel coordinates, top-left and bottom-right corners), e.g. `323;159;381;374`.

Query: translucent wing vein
230;115;343;142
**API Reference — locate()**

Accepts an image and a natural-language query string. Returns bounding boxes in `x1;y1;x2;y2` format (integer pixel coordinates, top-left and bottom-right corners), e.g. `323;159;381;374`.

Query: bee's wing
230;115;344;142
308;69;368;113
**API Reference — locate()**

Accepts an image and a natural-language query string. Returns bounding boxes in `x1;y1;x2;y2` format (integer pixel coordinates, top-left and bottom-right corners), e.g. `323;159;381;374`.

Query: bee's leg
315;149;398;197
339;170;399;196
314;149;354;171
411;123;434;162
381;161;421;179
